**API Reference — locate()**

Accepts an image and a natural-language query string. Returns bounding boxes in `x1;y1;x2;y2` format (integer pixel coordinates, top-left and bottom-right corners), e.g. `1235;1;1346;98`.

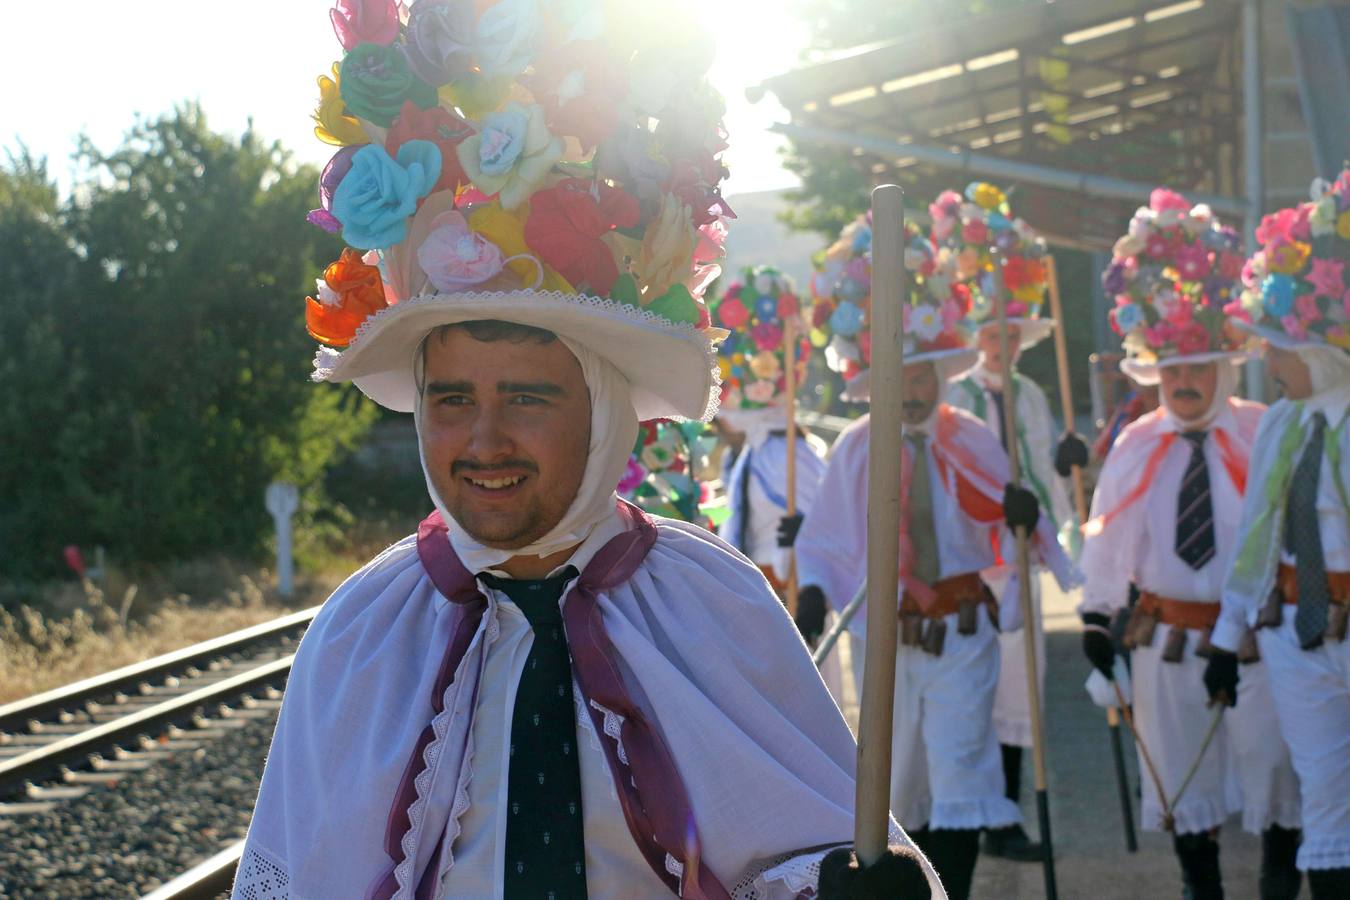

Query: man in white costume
1205;171;1350;900
948;317;1081;862
1080;189;1302;900
795;313;1078;900
928;183;1083;861
711;266;827;594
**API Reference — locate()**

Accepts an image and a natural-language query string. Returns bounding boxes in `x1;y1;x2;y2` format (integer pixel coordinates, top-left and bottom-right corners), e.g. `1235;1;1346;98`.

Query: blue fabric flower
755;294;779;321
838;276;867;304
1114;303;1144;333
851;226;872;254
986;212;1011;231
829;300;866;337
332;140;442;250
1262;274;1296;318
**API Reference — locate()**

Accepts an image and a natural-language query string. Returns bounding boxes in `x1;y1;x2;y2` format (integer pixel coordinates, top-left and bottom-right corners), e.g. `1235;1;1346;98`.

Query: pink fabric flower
1173;244;1210;281
1165;298;1194;326
1175;321;1210;355
694;217;729;264
940;298;961;327
717;297;749;329
1296;293;1323;323
1307;258;1346;299
1005;300;1027;317
751;321;784;352
417;211;506;291
617;457;646;494
1143;321;1175;349
1144;232;1171;260
330;0;400;50
1282;314;1308;341
1256;205;1313;244
1149;188;1190;214
962;219;988;245
1218;252;1244;280
777;293;799;319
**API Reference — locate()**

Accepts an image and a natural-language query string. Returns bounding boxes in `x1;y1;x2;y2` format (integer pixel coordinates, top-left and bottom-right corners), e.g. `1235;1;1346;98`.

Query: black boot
1174;831;1224;900
1260;825;1302;900
1308;866;1350;900
983;744;1044;862
913;827;980;900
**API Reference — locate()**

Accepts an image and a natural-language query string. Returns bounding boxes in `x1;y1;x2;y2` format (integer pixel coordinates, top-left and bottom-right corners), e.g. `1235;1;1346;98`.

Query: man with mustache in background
1207;174;1350;899
794;254;1078;900
1079;191;1301;900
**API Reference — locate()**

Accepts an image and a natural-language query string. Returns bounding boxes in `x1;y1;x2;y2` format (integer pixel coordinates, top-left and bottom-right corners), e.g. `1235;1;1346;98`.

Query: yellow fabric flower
1329;327;1350;350
314;62;367;147
971;183;1005;210
1013;284;1045;304
749;350;781;380
636;194;696;301
1337;210;1350;241
466;201;574;294
1267;240;1311;275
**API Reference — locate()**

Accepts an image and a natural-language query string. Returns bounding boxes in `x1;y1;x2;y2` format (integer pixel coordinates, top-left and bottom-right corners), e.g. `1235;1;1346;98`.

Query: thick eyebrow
422;380;566;397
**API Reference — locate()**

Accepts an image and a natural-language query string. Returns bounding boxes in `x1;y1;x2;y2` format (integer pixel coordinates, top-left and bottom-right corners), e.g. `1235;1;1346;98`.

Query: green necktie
906;431;940;586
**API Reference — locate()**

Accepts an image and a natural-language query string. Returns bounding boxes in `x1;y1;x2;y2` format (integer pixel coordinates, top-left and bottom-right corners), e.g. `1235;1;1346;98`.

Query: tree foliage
1;106;377;579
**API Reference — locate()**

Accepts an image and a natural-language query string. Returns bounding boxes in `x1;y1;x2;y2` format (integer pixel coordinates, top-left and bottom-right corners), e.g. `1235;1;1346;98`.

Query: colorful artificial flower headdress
1103;187;1248;362
808;214;972;385
618;419;711;525
711;266;807;410
1233;169;1350;351
303;0;734;349
928;182;1049;329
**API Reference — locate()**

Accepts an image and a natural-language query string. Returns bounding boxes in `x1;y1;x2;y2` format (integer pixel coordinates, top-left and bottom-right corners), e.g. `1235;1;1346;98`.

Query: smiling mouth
464;475;526;490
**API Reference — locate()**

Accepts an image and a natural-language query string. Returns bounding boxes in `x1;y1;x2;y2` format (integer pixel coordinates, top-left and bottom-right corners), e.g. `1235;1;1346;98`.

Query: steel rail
141;840;245;900
0;606;318;736
0;655;294;798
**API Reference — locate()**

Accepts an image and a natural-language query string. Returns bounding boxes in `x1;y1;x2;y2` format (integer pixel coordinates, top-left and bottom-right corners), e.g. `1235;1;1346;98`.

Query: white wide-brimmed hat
1119;349;1248;386
313;290;723;422
841;345;980;403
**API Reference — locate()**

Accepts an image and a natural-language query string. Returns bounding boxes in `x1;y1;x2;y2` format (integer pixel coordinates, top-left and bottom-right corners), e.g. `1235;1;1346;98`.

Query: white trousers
986;569;1045;749
885;612;1022;831
1259;618;1350;870
1131;627;1301;836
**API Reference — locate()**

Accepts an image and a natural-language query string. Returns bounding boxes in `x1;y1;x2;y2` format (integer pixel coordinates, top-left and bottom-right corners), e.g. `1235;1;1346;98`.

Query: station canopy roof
755;0;1247;250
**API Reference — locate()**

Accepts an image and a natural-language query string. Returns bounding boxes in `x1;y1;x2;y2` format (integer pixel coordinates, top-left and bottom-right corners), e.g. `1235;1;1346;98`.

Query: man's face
902;361;941;425
977;323;1021;375
1267;345;1314;400
421;328;591;550
1158;362;1218;423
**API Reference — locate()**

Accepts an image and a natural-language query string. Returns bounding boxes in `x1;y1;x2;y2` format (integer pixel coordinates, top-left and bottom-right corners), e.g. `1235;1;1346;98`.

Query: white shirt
1079;400;1264;618
1214;383;1350;651
796;411;999;640
722;433;827;569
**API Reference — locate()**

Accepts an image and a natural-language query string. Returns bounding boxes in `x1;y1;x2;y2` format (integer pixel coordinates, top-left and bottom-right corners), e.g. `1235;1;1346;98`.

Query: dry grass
0;561;357;706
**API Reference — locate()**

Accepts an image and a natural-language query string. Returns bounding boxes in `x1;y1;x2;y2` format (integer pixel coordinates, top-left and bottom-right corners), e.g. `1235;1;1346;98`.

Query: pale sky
5;1;806;198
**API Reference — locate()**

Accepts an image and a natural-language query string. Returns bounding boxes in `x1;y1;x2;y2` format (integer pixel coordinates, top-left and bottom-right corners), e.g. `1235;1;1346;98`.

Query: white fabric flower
476;0;539;79
912;305;943;341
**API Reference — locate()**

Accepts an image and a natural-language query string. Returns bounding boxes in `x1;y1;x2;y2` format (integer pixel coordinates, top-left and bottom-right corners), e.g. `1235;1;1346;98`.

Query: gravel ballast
0;710;277;899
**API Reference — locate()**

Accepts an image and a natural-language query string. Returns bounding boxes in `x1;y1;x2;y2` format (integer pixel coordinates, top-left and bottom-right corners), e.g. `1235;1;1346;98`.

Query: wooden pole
1045;255;1088;530
855;185;906;865
994;252;1059;899
784;316;800;618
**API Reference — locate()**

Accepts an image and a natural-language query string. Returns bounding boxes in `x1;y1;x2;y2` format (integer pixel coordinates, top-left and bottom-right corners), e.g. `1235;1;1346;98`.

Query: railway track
0;607;318;810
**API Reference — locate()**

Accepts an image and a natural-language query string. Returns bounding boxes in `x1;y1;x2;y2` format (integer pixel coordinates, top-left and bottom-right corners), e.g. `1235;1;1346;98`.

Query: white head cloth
1305;345;1350;396
717;405;785;451
1157;357;1240;431
414;331;638;573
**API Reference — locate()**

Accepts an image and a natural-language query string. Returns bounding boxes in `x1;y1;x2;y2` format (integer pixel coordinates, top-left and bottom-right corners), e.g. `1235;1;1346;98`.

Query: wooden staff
1047;254;1137;852
855;184;905;864
995;252;1059;898
784;316;800;618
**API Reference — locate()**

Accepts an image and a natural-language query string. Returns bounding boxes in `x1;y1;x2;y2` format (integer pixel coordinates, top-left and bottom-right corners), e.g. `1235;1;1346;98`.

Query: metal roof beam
773;121;1245;216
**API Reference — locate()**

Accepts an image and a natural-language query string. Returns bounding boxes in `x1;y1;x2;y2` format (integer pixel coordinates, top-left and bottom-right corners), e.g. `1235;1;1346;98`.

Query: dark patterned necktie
905;432;940;585
987;388;1010;450
1175;430;1216;570
1285;412;1329;649
483;569;589;899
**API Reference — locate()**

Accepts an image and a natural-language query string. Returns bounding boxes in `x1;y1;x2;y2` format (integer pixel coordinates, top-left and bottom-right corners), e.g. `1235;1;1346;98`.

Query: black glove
1082;611;1116;678
777;512;805;548
1054;432;1090;477
817;846;932;900
795;584;828;643
1203;651;1239;708
1002;483;1040;532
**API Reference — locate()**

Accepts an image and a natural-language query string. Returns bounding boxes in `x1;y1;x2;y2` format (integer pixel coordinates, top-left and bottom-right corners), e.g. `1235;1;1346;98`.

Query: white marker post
265;481;300;598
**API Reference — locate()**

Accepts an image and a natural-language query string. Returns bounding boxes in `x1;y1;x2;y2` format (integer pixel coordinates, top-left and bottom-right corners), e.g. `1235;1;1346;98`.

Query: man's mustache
902;400;928;412
1171;388;1203;401
452;458;539;475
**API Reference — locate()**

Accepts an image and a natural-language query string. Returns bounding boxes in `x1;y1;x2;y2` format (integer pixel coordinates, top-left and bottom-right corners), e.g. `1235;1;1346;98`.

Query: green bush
0;105;378;579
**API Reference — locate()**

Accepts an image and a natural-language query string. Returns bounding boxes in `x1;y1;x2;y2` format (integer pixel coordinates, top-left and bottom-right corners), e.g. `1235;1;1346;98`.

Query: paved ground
835;574;1270;900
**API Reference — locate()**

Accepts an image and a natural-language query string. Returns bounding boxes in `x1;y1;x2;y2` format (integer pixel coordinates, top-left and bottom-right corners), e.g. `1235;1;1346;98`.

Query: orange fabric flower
305;248;389;347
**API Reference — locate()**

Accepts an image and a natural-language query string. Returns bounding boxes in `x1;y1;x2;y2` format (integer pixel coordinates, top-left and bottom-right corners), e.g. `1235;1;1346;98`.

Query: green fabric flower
339;43;438;128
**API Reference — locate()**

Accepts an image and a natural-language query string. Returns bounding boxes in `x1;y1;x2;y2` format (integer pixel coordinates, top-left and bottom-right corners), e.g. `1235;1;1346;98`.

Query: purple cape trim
377;502;729;899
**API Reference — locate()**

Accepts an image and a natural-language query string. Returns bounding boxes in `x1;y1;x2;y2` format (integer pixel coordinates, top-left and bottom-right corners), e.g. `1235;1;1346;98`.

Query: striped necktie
1285;412;1329;649
906;431;940;586
1175;430;1216;570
